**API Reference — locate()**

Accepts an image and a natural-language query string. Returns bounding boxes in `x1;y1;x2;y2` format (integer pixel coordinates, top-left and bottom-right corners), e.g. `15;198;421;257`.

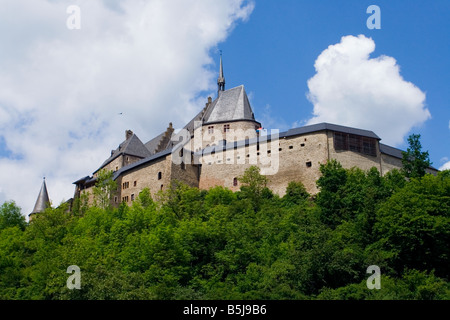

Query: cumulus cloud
440;162;450;171
0;0;254;215
306;34;431;146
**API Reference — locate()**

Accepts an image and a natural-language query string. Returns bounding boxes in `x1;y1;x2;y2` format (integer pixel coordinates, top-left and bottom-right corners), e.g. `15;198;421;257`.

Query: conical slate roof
31;178;50;215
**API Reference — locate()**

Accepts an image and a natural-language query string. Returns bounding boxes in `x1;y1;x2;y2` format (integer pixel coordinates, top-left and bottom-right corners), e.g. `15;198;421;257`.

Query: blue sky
219;0;449;166
0;0;449;215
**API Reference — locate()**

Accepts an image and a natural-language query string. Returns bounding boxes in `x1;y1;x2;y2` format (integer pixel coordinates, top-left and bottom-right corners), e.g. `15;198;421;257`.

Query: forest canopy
0;162;448;300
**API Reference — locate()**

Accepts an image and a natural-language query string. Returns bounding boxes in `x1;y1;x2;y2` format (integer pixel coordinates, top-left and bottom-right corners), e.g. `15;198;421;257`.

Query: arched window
233;177;238;187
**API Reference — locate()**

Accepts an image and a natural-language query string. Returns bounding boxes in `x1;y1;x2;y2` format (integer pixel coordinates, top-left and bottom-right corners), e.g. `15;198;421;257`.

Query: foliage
92;169;117;210
0;164;448;300
0;201;26;231
401;134;432;179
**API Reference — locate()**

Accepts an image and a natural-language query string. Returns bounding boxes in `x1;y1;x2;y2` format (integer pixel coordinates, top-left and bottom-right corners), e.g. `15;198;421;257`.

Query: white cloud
439;162;450;171
306;34;431;146
0;0;254;216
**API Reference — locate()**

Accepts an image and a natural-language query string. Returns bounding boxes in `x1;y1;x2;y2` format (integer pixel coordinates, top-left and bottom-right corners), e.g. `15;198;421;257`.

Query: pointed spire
217;51;225;93
30;178;50;216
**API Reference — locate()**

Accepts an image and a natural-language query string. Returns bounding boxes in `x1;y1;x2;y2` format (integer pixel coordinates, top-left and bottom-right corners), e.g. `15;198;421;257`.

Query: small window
279;148;282;152
133;181;137;187
224;124;230;133
301;143;305;147
289;146;293;150
115;166;119;171
131;194;135;201
160;184;164;190
181;162;186;170
306;161;312;168
114;196;118;203
267;150;271;154
233;177;238;187
158;172;162;180
208;126;214;134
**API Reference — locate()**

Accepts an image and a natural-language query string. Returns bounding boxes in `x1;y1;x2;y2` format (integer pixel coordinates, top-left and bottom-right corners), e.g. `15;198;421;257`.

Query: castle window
158;172;162;180
267;150;271;154
160;184;163;190
114;196;118;203
131;194;135;201
208;126;214;134
134;181;137;187
334;132;376;157
115;166;119;171
122;196;129;202
224;124;230;133
279;148;282;152
289;146;293;150
306;161;312;168
233;177;238;187
122;181;130;189
301;143;305;147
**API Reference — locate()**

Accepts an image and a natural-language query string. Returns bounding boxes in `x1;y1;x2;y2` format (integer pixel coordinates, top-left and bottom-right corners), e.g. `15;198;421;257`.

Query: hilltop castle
29;56;438;219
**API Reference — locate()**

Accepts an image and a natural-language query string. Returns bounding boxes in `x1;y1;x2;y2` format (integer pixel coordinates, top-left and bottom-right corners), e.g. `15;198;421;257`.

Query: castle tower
29;178;50;221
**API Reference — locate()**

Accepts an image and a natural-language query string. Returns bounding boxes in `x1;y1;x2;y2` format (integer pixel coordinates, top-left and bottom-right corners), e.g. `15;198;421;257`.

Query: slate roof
144;131;166;155
282;123;380;140
202;85;256;125
379;143;403;159
95;133;152;173
30;179;50;215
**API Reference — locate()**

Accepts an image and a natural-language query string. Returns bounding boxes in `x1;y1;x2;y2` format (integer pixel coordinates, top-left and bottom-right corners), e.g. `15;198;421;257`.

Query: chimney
208;96;212;104
125;130;133;140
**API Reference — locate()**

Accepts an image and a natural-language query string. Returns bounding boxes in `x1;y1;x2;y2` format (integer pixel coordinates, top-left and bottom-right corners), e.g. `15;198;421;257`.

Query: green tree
0;201;26;231
316;160;348;227
238;166;270;211
282;181;309;206
401;134;432;179
373;171;450;278
92;169;117;210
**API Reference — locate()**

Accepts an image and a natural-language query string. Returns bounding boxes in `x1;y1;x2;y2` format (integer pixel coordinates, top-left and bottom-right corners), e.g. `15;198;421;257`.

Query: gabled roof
144;131;166;155
95;133;151;173
30;179;50;215
202;85;256;124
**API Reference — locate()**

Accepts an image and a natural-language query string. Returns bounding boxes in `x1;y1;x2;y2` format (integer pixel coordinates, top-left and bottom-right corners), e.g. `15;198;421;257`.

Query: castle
29;56;438;219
